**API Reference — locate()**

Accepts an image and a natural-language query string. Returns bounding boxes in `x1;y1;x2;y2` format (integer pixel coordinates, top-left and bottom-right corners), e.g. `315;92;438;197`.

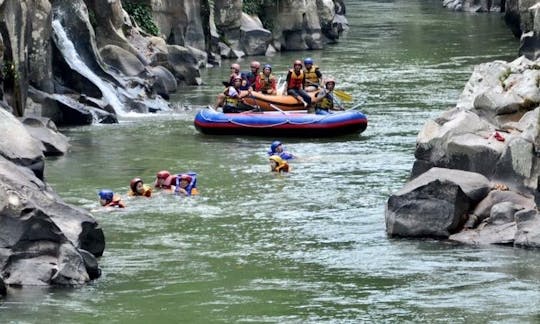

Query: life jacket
174;172;199;196
224;86;240;108
304;65;320;85
287;69;304;90
316;90;334;110
269;155;290;173
105;194;125;208
256;72;276;93
128;184;152;197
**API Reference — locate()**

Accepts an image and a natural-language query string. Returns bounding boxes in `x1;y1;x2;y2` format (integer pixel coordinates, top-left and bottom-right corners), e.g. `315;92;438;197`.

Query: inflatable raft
240;91;317;111
194;107;368;137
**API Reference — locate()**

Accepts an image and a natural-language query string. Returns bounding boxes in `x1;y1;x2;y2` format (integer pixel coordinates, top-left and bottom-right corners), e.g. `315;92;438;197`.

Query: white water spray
51;19;125;115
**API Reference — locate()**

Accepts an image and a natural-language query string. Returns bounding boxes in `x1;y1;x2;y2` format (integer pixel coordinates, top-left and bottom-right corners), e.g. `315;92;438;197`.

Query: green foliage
243;0;264;15
122;1;160;36
2;60;18;82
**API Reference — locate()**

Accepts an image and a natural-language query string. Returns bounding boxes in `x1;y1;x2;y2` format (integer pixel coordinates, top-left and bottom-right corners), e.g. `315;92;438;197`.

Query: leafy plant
122;1;160;36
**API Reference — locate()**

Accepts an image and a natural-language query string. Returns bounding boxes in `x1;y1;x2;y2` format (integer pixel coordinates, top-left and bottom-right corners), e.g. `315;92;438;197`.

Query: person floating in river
284;60;312;109
98;189;126;208
269;155;290;173
313;77;344;115
154;170;173;189
303;57;323;92
267;140;295;160
128;177;152;197
174;173;199;196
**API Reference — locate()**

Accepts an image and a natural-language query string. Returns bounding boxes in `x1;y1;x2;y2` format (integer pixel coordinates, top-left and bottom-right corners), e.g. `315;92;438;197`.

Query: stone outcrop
386;56;540;249
0;112;104;291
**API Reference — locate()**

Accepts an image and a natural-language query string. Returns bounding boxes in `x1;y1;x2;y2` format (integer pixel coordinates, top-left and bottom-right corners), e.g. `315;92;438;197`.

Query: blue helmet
270;141;282;153
304;57;313;65
98;189;114;201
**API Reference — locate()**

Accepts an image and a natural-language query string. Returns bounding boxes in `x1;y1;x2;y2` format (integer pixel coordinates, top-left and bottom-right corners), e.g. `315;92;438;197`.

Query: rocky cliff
0;0;348;125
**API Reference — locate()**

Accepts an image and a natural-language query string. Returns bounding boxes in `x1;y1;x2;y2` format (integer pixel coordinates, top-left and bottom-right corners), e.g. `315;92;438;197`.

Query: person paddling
284;60;312;109
313;77;344;115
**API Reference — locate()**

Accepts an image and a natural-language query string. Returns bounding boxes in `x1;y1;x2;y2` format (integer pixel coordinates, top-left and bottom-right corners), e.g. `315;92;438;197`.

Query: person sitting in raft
222;76;252;113
215;63;246;108
254;64;277;95
268;140;295;160
98;189;126;208
269;155;290;173
245;61;260;91
284;60;312;109
313;77;344;115
303;57;323;92
174;173;199;196
128;177;152;197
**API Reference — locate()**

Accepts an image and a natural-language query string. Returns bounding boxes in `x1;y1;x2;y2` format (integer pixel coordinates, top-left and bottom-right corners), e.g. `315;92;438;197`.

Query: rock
449;222;516;245
0;109;45;180
386;168;491;238
469;190;535;227
0;156;104;285
165;45;201;85
20;117;70;156
0;276;5;296
100;45;146;77
240;13;272;56
514;209;540;248
147;65;177;99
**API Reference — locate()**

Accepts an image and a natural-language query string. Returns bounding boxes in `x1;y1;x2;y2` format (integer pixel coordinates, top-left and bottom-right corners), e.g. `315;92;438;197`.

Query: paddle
269;104;288;115
306;80;353;102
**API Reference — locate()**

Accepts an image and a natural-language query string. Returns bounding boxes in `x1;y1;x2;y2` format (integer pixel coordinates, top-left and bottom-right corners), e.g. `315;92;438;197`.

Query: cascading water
51;19;125;116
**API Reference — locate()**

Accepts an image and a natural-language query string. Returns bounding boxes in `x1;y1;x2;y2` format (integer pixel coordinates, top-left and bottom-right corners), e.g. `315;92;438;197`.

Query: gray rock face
388;55;540;249
0;109;45;179
0;156;104;285
20;117;70;156
386;168;491;238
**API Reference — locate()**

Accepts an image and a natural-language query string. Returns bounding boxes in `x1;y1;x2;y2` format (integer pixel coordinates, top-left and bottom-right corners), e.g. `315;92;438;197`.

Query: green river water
4;1;540;323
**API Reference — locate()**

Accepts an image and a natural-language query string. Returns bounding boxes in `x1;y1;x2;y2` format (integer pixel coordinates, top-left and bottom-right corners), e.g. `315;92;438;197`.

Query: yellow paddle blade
334;89;353;102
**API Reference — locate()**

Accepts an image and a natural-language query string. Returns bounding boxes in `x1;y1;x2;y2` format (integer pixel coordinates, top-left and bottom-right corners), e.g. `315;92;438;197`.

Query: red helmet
130;177;143;192
250;61;260;69
156;170;170;179
179;174;192;182
293;60;302;67
232;75;243;82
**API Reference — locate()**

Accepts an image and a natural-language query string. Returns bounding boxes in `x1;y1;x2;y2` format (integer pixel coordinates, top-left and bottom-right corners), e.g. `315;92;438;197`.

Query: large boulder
239;13;272;56
0;108;45;180
20;117;70;156
0;156;104;285
386;168;491;238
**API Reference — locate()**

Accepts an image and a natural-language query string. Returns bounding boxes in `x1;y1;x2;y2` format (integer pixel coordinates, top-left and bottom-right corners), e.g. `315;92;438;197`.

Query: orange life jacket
287;69;304;90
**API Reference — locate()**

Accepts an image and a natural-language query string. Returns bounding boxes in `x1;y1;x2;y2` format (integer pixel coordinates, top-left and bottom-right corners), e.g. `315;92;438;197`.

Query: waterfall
51;19;125;115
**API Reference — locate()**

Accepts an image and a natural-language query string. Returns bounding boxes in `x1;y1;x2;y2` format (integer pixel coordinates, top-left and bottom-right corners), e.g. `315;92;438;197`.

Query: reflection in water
5;1;540;323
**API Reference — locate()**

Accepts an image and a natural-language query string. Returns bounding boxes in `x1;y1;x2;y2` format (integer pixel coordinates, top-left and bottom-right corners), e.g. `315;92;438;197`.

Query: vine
121;1;160;36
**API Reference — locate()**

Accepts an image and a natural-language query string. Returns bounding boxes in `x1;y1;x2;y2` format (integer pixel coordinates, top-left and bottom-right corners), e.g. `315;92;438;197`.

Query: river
4;0;539;322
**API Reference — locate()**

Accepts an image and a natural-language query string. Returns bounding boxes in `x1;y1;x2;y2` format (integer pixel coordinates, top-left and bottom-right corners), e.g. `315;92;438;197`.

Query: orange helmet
156;170;170;179
293;60;302;67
